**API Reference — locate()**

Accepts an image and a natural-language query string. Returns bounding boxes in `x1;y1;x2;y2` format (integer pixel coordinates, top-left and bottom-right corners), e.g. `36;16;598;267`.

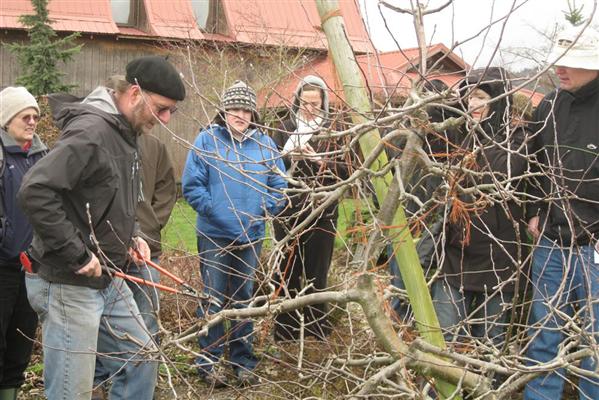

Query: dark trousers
0;265;37;389
273;218;335;341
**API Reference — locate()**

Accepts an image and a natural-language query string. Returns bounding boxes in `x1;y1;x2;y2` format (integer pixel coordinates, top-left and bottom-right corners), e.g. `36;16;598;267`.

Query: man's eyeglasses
144;92;178;117
151;101;178;117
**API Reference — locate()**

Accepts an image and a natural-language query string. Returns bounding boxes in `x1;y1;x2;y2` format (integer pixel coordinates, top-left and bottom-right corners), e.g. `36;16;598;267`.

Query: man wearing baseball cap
18;55;185;400
525;27;599;399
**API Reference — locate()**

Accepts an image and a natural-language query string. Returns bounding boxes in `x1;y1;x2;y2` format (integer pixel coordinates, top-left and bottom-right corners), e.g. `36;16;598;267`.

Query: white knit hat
548;26;599;70
0;86;40;128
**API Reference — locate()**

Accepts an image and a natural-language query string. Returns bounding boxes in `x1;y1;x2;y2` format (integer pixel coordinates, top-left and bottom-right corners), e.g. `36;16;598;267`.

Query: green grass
26;362;44;375
336;198;374;248
162;200;197;253
162;197;369;253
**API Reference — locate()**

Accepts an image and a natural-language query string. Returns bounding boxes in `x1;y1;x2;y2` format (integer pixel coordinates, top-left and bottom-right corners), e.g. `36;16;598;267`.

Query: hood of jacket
459;67;512;137
49;86;137;147
290;75;330;126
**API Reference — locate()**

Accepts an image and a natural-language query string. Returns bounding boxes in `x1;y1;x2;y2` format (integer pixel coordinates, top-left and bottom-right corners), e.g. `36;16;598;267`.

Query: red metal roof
0;0;118;34
0;0;372;49
517;88;545;106
221;0;372;53
374;44;470;72
144;0;203;39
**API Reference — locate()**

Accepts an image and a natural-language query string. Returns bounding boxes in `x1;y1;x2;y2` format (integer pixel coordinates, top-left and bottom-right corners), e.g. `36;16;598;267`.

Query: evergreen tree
7;0;82;96
563;0;585;26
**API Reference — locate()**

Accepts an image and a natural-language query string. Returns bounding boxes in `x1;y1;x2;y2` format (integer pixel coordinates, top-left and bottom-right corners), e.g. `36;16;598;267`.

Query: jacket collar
563;76;599;102
0;129;47;155
50;89;137;147
211;124;258;143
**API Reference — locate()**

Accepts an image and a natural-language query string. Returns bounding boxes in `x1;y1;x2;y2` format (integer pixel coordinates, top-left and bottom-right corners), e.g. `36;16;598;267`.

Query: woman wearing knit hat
429;67;529;349
182;80;287;387
0;86;47;400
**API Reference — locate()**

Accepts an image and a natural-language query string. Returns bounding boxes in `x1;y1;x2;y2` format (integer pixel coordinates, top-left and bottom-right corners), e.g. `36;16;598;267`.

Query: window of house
111;0;139;26
190;0;224;33
190;0;210;30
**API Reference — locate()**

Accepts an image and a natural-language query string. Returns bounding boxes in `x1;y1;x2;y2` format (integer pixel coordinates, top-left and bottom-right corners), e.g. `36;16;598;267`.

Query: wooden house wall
1;32;208;180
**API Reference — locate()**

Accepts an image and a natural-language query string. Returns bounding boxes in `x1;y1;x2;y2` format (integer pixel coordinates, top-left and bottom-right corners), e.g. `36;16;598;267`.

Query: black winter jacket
271;118;350;222
527;77;599;245
271;75;351;222
440;125;529;293
18;88;141;289
0;130;47;266
437;67;529;293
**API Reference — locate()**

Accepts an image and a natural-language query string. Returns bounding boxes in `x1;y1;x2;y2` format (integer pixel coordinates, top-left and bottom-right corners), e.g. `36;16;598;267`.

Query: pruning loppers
132;249;202;298
20;250;206;301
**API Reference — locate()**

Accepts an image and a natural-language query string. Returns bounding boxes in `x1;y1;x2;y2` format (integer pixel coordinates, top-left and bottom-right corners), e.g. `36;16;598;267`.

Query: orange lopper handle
112;269;180;295
134;250;185;285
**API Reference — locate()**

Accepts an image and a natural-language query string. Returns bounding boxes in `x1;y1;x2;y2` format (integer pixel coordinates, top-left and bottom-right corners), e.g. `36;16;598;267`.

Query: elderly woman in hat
182;80;287;387
0;86;47;399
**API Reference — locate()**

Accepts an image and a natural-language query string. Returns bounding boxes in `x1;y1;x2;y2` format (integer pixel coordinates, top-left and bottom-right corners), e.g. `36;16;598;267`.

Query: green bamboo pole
315;1;459;397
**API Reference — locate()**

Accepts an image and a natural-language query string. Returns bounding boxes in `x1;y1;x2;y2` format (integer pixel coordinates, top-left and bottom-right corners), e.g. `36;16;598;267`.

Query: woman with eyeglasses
0;86;47;400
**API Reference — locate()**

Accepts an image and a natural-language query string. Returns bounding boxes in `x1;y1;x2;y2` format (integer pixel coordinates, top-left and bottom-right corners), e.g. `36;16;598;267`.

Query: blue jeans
25;273;158;400
95;258;161;387
431;280;511;346
524;237;599;400
387;245;411;320
196;237;260;375
126;258;161;338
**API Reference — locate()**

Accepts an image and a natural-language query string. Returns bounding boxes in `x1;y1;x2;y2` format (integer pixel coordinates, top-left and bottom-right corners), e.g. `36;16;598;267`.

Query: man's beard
131;102;154;134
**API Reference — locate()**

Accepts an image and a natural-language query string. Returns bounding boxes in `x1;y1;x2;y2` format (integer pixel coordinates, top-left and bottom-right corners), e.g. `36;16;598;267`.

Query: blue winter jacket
0;130;47;265
182;124;287;243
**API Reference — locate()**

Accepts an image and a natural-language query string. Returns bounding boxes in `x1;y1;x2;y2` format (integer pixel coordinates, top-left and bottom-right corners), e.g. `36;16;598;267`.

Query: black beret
126;56;186;101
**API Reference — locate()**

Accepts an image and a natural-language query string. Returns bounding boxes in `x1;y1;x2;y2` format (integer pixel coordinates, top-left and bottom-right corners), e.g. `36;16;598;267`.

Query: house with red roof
0;0;372;92
263;43;469;110
0;0;373;173
264;42;544;113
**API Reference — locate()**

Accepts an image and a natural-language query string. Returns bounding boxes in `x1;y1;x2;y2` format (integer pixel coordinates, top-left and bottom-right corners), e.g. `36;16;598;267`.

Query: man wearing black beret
18;55;185;400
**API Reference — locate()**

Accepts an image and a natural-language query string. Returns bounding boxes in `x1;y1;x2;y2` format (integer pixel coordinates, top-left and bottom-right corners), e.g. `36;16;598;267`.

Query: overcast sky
358;0;599;70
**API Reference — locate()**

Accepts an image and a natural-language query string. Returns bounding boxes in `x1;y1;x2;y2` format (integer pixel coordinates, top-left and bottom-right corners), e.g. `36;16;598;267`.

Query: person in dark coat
101;75;177;338
18;56;185;400
271;75;351;341
0;86;47;400
430;67;529;346
524;27;599;400
93;75;178;399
